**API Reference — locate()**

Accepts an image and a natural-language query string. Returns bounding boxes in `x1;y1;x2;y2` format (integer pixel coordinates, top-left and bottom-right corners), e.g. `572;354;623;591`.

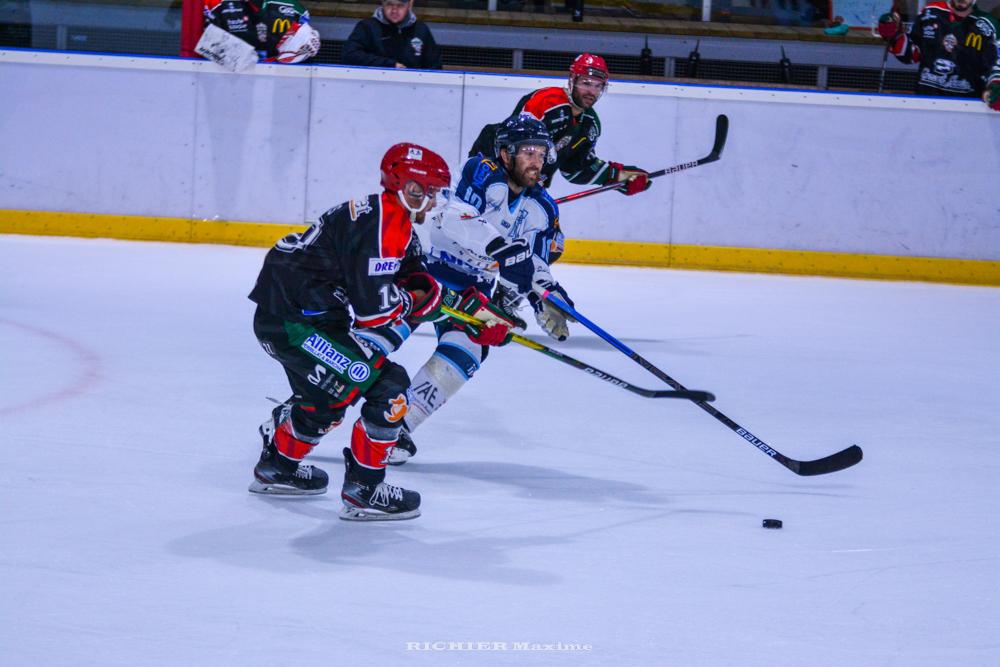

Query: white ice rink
1;234;998;666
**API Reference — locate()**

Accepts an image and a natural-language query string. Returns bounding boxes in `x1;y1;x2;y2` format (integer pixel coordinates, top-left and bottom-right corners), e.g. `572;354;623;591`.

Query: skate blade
339;502;420;521
248;480;327;496
385;450;411;466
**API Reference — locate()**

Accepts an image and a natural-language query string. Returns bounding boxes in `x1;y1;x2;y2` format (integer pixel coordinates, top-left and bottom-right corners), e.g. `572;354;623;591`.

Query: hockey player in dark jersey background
202;0;320;66
878;0;1000;107
468;53;653;263
247;143;450;521
469;53;652;195
389;117;574;465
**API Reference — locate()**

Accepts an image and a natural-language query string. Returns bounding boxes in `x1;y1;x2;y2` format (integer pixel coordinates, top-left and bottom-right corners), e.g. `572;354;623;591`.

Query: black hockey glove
490;239;534;295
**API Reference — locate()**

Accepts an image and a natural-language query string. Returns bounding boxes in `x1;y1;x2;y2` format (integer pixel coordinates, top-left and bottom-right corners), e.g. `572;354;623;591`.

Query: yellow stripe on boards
2;209;997;286
0;209;306;248
563;239;1000;286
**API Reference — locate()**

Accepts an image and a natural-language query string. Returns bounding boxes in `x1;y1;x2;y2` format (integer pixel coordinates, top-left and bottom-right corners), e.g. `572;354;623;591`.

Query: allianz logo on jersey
301;334;351;373
368;258;400;275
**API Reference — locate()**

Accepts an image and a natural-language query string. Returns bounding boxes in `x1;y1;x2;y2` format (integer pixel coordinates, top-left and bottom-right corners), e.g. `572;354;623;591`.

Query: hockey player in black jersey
468;53;652;194
878;0;1000;106
247;142;450;521
467;53;653;262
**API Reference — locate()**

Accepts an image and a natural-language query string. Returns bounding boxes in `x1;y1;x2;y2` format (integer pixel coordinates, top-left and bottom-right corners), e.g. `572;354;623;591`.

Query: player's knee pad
404;335;484;431
359;361;410;430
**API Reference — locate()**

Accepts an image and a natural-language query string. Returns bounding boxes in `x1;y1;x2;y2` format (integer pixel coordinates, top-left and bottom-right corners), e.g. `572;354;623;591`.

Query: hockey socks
340;418;420;521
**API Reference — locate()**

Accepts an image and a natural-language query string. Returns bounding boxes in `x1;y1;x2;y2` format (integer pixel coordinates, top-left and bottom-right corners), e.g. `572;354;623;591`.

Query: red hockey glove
877;12;901;42
456;287;517;346
397;272;443;323
608;162;652;196
275;23;321;64
984;82;1000;112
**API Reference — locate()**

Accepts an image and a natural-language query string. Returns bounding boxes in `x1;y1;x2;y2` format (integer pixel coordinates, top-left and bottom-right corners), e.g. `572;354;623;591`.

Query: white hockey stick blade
195;24;258;73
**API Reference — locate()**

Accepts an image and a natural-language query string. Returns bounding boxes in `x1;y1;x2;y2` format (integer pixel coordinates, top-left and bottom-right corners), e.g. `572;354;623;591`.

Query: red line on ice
0;319;102;416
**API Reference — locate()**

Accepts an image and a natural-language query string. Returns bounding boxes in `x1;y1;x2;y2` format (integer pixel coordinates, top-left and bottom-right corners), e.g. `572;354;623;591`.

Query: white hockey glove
276;23;321;64
195;23;259;73
528;281;574;342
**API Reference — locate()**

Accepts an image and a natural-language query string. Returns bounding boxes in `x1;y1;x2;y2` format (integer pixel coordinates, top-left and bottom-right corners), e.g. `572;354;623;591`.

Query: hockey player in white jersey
381;115;575;464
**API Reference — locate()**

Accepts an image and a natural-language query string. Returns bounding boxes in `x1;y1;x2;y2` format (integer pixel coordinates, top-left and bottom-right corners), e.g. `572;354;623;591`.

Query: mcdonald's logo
272;18;291;35
965;32;983;50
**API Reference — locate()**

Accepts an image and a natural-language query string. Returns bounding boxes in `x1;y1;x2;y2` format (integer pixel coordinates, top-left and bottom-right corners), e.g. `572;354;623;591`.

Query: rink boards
1;49;997;284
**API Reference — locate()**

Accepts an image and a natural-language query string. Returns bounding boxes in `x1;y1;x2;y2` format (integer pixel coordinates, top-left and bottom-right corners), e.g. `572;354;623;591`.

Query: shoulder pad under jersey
457;155;506;212
521;87;571;120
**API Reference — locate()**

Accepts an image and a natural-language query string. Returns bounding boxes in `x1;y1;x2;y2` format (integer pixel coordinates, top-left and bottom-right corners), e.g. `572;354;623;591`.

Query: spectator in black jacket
343;0;442;70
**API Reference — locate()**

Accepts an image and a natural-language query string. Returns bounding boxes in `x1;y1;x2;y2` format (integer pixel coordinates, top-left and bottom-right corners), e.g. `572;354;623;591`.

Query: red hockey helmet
380;143;451;195
568;53;609;106
569;53;609;83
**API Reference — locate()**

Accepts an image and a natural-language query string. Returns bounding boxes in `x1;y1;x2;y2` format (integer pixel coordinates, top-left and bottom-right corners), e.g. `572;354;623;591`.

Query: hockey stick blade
543;291;863;477
706;113;729;162
785;444;863;476
649;113;728;176
648;389;716;401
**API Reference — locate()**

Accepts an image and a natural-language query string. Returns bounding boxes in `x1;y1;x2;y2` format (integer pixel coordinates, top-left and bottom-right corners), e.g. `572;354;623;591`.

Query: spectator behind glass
343;0;443;70
199;0;320;68
877;0;1000;109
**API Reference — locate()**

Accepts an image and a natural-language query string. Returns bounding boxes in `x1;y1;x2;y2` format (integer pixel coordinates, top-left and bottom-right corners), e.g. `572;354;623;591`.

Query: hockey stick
440;305;714;402
541;292;864;476
877;44;890;94
554;114;729;205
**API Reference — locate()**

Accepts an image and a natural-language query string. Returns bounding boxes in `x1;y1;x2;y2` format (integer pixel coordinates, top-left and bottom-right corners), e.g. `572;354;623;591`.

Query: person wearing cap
342;0;442;70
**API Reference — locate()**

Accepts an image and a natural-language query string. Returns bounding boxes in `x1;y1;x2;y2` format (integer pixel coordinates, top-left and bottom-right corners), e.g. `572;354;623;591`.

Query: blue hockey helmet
493;114;556;164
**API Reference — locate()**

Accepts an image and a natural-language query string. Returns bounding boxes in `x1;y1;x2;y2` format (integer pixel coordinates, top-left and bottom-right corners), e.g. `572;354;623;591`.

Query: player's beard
511;160;541;189
949;0;973;12
571;87;597;109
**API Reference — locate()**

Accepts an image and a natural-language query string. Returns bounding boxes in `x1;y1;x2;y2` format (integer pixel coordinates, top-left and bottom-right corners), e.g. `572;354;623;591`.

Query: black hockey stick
554;114;729;206
441;305;714;402
877;44;890;93
542;292;863;476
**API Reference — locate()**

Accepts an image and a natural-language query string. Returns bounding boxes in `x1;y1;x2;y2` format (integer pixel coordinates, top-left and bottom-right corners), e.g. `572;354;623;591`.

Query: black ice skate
490;284;528;331
248;403;329;496
385;424;417;466
340;448;420;521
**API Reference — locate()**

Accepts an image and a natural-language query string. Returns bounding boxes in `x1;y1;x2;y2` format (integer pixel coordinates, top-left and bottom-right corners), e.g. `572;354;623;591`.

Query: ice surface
1;235;998;666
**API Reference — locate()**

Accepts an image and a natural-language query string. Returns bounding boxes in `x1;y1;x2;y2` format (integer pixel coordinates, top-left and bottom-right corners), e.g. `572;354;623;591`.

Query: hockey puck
762;519;783;529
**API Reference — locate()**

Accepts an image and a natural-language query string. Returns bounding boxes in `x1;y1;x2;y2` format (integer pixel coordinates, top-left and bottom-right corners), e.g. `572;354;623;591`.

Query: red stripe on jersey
521;87;572;120
355;305;404;328
330;387;361;409
379;191;412;260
